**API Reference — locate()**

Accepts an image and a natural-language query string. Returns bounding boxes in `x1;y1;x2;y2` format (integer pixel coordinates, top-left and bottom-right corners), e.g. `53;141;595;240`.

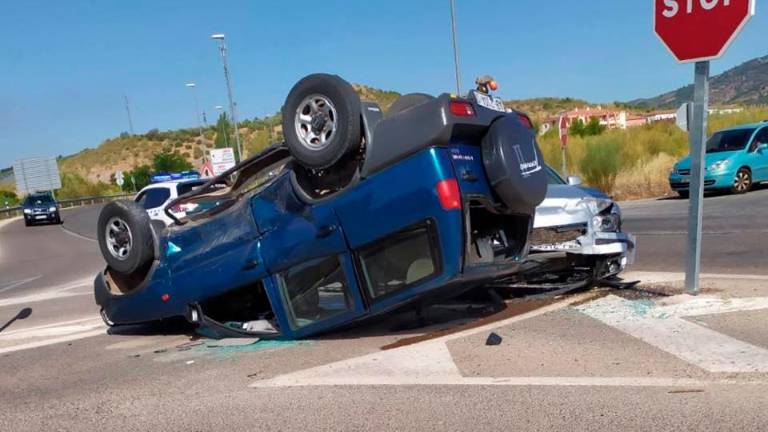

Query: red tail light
161;293;171;302
517;113;533;129
449;101;475;117
436;179;461;210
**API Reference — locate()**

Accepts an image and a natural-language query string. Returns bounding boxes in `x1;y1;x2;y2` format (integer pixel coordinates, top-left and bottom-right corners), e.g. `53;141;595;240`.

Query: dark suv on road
22;192;61;226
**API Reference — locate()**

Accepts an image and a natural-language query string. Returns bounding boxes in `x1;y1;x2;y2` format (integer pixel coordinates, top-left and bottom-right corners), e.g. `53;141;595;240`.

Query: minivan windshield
24;195;53;206
706;128;756;153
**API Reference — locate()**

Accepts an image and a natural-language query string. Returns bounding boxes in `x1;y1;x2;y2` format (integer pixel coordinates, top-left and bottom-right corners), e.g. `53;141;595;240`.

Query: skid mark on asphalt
577;294;768;373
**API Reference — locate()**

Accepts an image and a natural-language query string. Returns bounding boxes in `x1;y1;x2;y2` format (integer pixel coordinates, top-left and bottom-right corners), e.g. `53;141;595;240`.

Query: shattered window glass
279;256;353;329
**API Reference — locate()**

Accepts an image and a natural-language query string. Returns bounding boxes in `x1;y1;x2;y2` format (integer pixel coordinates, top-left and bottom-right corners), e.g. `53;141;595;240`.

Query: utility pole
449;0;462;96
123;94;135;135
211;33;244;162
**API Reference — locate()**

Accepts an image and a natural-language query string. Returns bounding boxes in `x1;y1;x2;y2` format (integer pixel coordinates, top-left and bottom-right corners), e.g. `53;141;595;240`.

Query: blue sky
1;0;766;168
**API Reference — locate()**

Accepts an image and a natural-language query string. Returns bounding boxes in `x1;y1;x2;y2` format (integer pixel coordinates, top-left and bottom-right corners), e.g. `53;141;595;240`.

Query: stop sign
654;0;756;62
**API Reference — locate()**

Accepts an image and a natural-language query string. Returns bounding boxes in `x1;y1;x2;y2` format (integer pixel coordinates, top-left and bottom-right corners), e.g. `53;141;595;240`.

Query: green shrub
579;136;623;192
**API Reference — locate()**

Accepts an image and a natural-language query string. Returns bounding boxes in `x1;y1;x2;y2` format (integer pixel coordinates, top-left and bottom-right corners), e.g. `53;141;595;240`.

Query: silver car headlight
48;206;57;212
591;202;622;233
23;209;32;214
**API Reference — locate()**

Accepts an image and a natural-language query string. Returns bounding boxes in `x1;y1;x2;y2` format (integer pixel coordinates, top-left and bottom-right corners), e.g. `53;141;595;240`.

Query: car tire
97;200;155;276
24;219;30;227
677;191;689;199
732;168;752;194
387;93;435;117
282;74;362;169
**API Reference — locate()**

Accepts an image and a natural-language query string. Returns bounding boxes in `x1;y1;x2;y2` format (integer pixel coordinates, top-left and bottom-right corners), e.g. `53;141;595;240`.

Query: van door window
140;188;171;209
278;256;353;330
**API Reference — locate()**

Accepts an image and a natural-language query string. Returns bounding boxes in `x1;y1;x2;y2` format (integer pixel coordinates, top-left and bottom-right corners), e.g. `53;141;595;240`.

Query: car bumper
669;171;732;191
24;212;59;223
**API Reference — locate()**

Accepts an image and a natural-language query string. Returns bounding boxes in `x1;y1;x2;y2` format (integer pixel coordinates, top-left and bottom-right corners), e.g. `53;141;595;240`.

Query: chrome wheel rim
294;94;338;151
105;217;132;261
734;171;751;192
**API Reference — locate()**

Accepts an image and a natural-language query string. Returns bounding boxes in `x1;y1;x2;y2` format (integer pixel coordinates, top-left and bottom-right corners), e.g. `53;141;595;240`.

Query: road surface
1;190;767;431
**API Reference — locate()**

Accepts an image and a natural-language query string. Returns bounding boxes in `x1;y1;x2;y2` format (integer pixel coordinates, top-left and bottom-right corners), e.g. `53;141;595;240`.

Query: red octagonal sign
655;0;756;63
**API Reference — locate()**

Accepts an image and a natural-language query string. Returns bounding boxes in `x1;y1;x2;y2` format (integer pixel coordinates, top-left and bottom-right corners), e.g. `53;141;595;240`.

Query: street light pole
123;94;135;135
185;83;204;138
449;0;462;96
186;83;206;164
211;33;243;162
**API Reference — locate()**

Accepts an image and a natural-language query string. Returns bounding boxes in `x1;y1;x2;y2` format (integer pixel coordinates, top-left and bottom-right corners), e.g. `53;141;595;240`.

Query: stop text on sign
662;0;732;17
654;0;755;62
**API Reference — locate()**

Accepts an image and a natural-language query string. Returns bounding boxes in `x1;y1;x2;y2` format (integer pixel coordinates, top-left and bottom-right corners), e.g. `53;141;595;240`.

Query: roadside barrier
0;194;134;220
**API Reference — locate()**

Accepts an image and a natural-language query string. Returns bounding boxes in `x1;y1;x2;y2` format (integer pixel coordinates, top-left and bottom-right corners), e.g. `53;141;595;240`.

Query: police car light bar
150;171;201;183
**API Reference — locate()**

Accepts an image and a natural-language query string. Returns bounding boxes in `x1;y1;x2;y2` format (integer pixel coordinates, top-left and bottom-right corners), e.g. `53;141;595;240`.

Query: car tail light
161;293;171;302
517;113;533;129
449;101;475;117
436;179;461;210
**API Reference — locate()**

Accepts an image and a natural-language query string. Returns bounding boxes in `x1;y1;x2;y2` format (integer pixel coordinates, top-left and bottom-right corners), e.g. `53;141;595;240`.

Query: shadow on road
0;307;32;333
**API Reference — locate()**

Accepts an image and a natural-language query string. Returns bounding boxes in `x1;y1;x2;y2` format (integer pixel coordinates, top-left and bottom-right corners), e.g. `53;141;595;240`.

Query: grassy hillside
58;84;402;184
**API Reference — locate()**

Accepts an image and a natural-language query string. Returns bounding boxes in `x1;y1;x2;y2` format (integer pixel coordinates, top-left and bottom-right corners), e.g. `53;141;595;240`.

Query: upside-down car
94;74;548;339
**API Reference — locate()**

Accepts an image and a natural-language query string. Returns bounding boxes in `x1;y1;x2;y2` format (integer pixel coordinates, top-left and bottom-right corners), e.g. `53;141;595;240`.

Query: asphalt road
0;191;767;431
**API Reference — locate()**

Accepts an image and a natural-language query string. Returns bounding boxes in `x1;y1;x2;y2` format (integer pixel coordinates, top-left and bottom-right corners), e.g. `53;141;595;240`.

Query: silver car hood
533;185;594;229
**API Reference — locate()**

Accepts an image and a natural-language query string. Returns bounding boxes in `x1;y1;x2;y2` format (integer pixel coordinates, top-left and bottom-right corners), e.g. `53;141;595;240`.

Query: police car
135;171;206;225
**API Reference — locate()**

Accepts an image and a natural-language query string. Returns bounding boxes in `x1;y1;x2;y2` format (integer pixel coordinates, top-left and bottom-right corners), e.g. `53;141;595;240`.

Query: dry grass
612;153;678;200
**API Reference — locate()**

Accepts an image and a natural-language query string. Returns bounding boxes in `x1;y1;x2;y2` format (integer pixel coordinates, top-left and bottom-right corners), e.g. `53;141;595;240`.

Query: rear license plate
472;91;506;112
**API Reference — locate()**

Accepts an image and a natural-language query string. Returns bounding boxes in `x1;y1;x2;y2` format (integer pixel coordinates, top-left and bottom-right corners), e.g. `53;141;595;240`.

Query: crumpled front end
529;194;635;279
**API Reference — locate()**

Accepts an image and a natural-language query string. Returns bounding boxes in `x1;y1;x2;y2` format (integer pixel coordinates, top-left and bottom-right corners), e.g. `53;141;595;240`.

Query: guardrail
0;194;134;220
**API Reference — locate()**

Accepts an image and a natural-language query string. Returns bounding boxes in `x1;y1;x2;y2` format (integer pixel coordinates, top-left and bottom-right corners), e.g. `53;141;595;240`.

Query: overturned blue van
94;74;547;339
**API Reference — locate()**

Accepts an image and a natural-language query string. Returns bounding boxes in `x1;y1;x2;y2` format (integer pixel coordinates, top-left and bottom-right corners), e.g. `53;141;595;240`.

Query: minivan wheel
677;191;689;199
97;200;154;275
282;74;362;169
732;168;752;194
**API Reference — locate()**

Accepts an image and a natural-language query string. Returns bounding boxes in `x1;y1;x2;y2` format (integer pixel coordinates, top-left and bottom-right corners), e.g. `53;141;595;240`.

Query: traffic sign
675;102;692;132
558;115;568;176
654;0;756;63
654;0;756;294
115;170;124;187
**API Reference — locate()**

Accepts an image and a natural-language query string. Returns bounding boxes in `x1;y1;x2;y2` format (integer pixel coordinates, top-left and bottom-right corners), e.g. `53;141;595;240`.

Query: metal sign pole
684;61;710;295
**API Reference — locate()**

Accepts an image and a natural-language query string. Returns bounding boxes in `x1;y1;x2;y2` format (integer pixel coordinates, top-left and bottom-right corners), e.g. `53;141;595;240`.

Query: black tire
97;200;154;276
282;74;362;169
387;93;435;117
677;191;689;199
24;220;30;227
731;168;752;194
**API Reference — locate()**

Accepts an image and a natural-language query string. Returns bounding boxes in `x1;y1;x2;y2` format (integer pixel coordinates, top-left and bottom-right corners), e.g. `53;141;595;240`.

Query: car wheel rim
105;217;133;261
734;172;750;192
294;94;338;151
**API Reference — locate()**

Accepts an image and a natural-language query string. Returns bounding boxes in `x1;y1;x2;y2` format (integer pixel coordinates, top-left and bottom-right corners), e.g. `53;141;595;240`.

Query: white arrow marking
576;294;768;373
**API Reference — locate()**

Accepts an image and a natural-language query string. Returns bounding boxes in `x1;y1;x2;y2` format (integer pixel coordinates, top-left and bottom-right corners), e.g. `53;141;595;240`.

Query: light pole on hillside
123;94;135;135
449;0;462;96
215;105;229;149
211;33;243;162
186;82;206;164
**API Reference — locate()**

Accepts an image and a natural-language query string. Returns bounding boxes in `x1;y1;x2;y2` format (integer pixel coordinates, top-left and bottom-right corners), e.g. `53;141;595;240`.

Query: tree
584;117;606;136
152;148;192;173
125;165;152;191
214;112;232;149
0;190;19;208
569;119;586;137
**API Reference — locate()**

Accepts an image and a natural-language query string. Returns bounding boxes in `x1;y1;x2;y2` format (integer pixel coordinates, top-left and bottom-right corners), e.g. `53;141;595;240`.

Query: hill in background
630;54;768;109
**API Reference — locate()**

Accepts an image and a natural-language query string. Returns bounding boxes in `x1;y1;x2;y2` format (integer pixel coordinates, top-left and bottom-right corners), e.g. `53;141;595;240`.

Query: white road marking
623;271;768;285
252;292;603;388
0;317;105;355
0;277;92;307
0;276;42;294
60;224;96;243
576;294;768;373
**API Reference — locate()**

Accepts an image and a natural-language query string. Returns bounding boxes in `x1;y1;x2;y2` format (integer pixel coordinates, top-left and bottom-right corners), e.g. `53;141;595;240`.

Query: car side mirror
567;176;583;186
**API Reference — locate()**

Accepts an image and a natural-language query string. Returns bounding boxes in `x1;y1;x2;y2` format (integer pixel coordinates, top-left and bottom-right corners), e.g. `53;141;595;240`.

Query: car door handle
316;224;338;239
